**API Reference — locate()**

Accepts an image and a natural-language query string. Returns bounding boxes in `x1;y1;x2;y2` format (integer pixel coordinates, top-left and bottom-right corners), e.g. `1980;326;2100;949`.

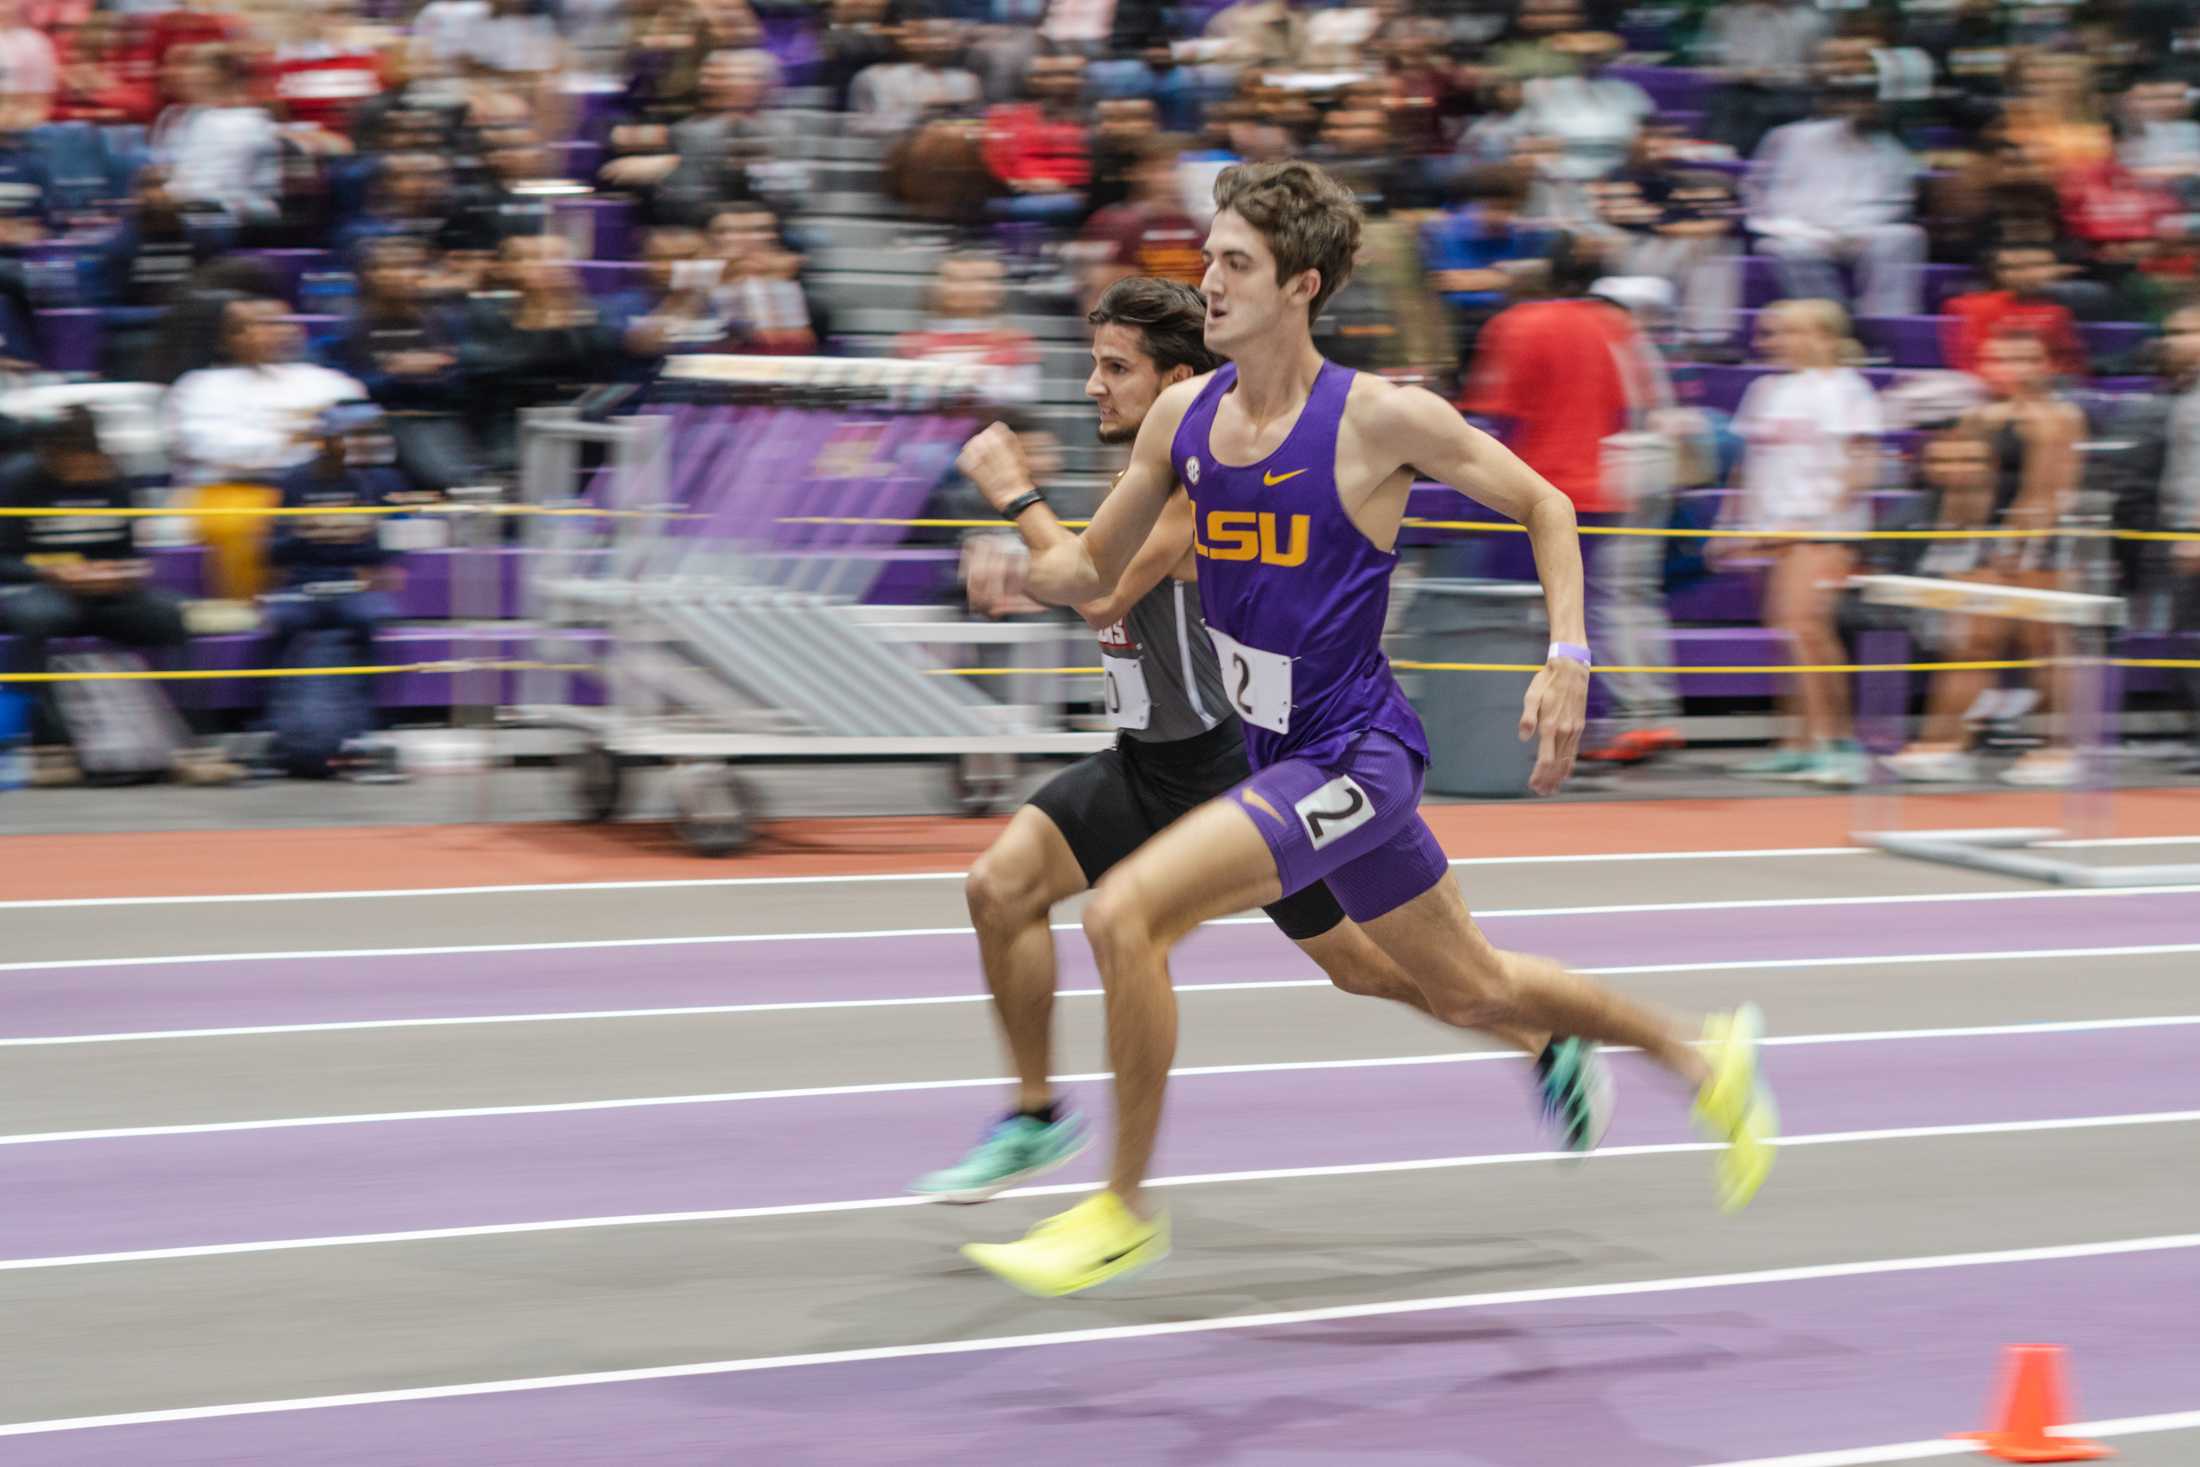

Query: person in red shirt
1075;131;1202;309
1464;238;1683;763
53;10;160;126
982;50;1090;221
1941;242;2086;379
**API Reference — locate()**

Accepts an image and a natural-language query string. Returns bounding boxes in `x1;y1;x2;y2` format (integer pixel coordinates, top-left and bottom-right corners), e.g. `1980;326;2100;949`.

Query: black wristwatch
999;489;1047;522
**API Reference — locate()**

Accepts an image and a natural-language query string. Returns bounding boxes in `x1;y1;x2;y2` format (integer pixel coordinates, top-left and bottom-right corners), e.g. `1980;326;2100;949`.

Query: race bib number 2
1100;651;1152;732
1294;773;1375;850
1204;626;1292;735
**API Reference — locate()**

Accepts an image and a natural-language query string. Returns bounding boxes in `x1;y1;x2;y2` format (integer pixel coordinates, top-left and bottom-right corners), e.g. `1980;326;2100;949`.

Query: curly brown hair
1087;276;1221;378
1210;160;1364;321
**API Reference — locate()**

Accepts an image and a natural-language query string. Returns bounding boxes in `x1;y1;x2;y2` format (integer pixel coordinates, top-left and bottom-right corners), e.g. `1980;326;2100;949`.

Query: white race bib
1205;626;1292;735
1294;773;1376;850
1099;650;1152;732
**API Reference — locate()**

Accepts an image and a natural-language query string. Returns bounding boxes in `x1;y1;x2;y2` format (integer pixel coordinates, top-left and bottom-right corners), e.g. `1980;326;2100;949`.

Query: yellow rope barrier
4;503;2193;540
930;657;2200;678
0;661;593;684
10;656;2197;684
777;515;2200;543
0;505;691;520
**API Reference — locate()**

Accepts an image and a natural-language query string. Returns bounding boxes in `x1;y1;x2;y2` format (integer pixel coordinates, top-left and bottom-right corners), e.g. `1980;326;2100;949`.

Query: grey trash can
1401;579;1547;799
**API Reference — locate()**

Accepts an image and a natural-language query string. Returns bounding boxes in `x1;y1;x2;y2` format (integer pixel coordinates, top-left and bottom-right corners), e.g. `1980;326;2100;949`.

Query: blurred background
0;0;2195;846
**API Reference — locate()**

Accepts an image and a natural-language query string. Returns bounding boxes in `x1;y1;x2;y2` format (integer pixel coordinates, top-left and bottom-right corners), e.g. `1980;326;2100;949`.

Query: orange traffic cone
1955;1345;2113;1462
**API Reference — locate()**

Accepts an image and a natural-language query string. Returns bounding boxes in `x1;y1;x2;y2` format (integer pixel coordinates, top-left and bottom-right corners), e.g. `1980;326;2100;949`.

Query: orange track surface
5;790;2198;901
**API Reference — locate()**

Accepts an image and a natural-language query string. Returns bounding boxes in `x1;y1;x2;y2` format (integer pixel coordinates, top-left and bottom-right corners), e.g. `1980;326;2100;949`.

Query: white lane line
1700;1410;2200;1467
1;1109;2193;1275
9;834;2197;911
8;944;2200;1046
3;1230;2194;1438
0;846;1870;909
5;1015;2195;1147
6;884;2197;976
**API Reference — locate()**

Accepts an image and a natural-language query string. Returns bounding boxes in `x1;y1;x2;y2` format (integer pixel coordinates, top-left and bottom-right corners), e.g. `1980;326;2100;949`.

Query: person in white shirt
0;0;56;130
167;297;369;487
1722;297;1883;786
1744;40;1926;319
151;45;283;228
848;18;981;138
1515;32;1654;184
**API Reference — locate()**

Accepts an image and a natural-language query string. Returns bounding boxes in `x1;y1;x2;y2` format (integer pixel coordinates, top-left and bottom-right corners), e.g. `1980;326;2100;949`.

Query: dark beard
1096;421;1136;444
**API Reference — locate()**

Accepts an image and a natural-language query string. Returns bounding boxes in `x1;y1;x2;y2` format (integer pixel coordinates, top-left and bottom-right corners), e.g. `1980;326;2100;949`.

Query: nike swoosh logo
1262;469;1308;486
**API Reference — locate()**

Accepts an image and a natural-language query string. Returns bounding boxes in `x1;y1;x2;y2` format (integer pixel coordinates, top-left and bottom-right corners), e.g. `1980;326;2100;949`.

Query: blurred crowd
0;0;2194;791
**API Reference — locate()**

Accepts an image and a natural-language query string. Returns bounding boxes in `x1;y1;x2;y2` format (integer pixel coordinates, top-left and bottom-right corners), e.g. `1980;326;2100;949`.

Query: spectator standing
1745;40;1928;319
1462;238;1683;764
1721;298;1881;787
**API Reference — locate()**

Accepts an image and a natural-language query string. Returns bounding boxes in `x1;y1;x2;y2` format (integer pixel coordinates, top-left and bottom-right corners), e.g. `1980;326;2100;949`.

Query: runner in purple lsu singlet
1169;358;1451;922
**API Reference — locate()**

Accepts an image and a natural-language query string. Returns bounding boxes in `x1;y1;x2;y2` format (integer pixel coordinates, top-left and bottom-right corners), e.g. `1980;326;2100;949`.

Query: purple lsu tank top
1168;359;1429;772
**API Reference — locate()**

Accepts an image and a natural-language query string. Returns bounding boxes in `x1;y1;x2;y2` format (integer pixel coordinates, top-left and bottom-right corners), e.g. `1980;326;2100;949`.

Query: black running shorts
1025;717;1348;942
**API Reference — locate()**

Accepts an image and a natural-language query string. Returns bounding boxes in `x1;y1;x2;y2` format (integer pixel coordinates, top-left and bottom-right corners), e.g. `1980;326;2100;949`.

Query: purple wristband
1548;642;1592;668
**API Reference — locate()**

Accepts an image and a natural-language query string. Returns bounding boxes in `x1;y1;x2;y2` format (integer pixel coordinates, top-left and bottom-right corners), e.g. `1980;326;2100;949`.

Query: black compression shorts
1025;717;1348;942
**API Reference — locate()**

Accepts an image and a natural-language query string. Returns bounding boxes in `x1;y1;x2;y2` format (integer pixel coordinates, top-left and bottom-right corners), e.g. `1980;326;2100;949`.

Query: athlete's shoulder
1155;370;1218;414
1342;370;1451;435
1141;371;1219;446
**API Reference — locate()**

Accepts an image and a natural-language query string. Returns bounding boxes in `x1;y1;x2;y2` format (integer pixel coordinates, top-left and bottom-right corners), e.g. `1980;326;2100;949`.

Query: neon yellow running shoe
961;1192;1169;1297
1693;1003;1778;1213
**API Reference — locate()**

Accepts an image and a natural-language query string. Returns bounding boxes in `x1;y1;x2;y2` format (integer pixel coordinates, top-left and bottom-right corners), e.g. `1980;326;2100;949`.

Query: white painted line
3;1231;2194;1438
6;884;2196;975
0;845;1870;910
6;835;2193;913
8;944;2200;1046
1700;1409;2200;1466
5;1015;2195;1147
0;1108;2192;1275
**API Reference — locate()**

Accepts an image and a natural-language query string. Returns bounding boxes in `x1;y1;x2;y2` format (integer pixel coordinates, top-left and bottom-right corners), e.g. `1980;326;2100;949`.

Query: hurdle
1849;573;2200;887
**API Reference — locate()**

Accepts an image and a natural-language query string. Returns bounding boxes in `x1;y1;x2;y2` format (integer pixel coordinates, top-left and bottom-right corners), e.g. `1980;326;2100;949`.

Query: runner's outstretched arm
957;380;1201;607
1383;386;1590;795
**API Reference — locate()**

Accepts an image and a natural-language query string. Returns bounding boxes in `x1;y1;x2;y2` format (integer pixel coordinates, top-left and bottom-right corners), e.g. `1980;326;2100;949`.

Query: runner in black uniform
911;277;1608;1202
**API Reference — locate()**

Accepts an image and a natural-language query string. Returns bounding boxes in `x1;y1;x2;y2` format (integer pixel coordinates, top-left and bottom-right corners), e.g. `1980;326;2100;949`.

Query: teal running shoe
1534;1037;1616;1154
910;1110;1090;1204
1735;748;1816;779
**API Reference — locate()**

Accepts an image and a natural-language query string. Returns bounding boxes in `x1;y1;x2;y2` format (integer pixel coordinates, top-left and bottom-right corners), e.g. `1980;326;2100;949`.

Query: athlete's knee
1081;874;1160;974
965;846;1050;933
